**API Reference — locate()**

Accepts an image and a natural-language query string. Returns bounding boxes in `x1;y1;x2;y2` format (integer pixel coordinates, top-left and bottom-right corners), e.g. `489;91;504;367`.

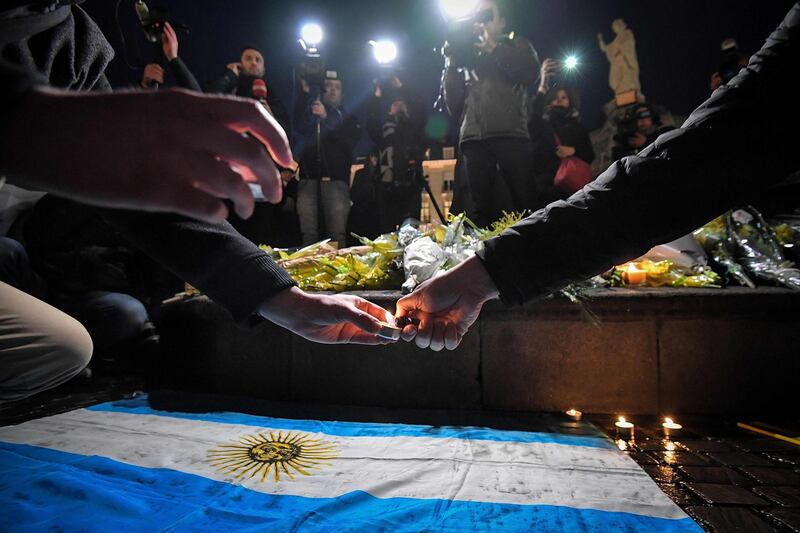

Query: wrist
258;286;304;326
459;255;500;304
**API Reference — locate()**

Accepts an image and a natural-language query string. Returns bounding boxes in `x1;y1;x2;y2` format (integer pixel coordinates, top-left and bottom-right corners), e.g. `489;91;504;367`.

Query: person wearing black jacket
139;22;200;92
443;0;540;227
529;83;595;206
205;46;290;133
0;1;391;401
294;72;361;247
397;3;800;351
366;76;426;234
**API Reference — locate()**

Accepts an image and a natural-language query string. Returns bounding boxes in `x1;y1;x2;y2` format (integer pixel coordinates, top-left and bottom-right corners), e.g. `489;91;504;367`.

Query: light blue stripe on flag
88;396;614;449
0;442;702;533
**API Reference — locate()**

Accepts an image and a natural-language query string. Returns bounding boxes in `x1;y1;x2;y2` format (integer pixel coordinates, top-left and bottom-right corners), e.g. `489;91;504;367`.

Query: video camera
134;1;187;43
442;7;494;68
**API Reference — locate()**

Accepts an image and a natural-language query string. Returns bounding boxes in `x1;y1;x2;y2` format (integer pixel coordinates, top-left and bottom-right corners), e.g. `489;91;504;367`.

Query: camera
613;104;656;145
135;1;187;44
442;7;494;68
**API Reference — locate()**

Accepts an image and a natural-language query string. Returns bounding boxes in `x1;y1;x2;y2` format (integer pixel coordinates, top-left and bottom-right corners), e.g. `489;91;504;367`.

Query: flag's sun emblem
208;431;338;482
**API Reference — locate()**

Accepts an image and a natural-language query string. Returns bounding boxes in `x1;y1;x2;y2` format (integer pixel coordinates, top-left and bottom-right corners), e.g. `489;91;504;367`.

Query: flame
618;416;626;424
664;417;674;425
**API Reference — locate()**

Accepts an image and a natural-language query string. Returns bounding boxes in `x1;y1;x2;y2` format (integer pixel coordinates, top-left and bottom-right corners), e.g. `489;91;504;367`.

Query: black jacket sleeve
477;2;800;306
443;66;465;120
99;209;296;321
205;69;238;95
572;125;595;165
167;57;201;92
366;95;385;146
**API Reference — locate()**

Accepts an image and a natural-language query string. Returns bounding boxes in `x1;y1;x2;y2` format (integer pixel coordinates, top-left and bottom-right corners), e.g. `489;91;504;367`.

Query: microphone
252;79;268;102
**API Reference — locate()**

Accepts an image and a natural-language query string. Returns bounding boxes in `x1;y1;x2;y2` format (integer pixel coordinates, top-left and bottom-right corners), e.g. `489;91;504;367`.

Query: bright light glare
440;0;480;20
370;40;398;65
301;23;323;46
564;55;579;70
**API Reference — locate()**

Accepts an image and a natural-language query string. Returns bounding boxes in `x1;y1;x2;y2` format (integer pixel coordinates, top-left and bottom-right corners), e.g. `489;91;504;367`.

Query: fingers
339;299;382;335
444;322;461;351
429;321;445;352
191;158;256;219
165;185;228;224
353;298;394;323
194;128;283;203
208;98;293;168
414;314;434;350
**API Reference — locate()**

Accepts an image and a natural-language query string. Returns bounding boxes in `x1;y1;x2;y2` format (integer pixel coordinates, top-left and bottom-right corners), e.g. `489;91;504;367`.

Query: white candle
565;409;582;422
615;416;635;440
662;417;683;439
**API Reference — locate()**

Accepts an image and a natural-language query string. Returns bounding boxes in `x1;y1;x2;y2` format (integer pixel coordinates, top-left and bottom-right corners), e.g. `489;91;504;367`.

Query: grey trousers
0;281;92;402
296;179;351;247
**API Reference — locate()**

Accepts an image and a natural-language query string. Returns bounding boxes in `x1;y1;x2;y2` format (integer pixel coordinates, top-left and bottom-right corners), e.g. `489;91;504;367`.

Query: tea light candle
615;416;635;440
565;409;582;422
662;417;683;439
624;263;647;285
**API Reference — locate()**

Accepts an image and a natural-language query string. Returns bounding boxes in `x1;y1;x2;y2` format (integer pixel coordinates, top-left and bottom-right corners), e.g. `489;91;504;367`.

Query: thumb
340;303;382;334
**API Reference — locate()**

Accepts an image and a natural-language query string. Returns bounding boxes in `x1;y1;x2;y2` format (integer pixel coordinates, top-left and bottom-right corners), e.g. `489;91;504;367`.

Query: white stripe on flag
0;409;686;520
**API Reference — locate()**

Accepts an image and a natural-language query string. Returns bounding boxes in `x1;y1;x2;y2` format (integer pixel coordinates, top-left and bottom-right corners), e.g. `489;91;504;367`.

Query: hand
260;287;395;345
227;62;242;76
373;81;382;98
299;77;311;94
538;58;559;93
555;145;576;159
395;256;499;351
311;100;327;120
161;22;179;61
141;64;164;88
628;132;647;148
0;87;294;224
710;72;723;92
389;75;403;89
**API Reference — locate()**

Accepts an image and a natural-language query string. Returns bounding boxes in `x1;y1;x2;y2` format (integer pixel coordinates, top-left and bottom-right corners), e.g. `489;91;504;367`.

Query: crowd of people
1;0;797;401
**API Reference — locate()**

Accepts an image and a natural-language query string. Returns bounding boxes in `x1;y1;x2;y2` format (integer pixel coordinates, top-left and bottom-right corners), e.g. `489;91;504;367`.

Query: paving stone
708;452;775;467
765;454;800;467
679;466;751;485
687;506;775;533
657;483;697;506
656;450;710;466
642;465;679;484
625;451;658;465
753;486;800;507
765;509;800;532
739;467;800;486
635;438;683;451
726;438;799;453
679;439;734;453
684;483;770;506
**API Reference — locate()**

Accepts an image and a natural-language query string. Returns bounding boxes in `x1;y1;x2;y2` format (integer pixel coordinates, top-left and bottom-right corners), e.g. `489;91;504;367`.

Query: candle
662;417;683;439
565;409;582;422
615;416;635;440
624;263;647;285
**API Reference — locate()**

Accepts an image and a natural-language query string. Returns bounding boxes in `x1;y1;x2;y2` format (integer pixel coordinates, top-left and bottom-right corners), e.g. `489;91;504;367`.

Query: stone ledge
154;288;800;414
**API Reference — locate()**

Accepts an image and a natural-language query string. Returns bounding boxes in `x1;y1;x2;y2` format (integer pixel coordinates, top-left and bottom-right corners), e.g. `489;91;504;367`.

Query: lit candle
615;416;635;440
624;263;647;285
565;409;582;422
662;417;683;439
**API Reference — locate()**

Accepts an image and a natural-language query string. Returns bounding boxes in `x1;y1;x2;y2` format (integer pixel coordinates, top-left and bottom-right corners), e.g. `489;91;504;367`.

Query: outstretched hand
395;256;499;351
1;87;293;224
260;287;397;345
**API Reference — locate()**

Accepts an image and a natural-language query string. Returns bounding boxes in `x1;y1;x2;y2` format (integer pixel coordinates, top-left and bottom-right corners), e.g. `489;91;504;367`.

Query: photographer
206;46;290;132
443;0;539;227
529;59;595;201
612;103;674;160
139;22;200;91
366;76;426;234
294;72;361;247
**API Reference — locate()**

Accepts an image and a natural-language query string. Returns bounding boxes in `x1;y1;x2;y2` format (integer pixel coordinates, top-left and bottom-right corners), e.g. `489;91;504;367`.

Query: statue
597;19;641;97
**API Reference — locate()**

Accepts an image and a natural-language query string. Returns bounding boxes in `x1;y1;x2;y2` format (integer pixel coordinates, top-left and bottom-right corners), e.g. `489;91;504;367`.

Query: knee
50;315;94;378
0;237;27;269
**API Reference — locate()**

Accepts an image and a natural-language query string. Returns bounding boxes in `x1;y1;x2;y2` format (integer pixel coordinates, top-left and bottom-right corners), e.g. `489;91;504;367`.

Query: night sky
84;0;795;153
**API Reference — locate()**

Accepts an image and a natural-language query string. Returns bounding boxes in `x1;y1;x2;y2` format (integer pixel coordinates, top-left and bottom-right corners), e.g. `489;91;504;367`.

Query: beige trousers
0;281;92;402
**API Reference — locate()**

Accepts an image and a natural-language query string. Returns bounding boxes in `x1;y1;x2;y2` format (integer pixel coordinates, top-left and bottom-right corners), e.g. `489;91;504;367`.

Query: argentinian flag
0;396;701;532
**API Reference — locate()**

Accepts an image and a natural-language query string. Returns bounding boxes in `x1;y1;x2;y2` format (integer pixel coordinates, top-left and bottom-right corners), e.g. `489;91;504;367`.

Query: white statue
597;19;641;96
